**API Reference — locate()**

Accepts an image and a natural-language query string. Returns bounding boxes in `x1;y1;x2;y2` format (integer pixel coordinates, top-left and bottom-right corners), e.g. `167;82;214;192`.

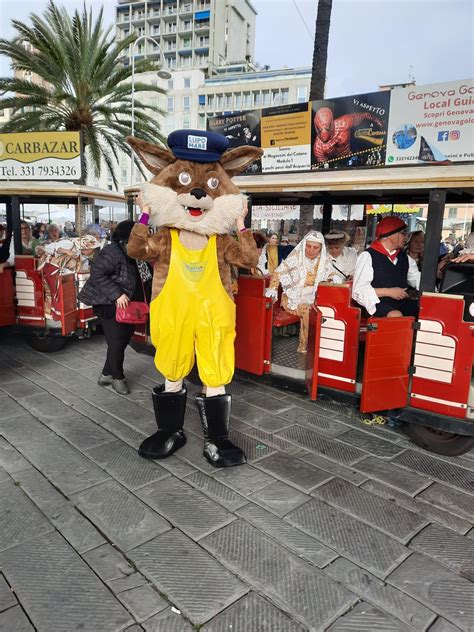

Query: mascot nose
190;188;207;200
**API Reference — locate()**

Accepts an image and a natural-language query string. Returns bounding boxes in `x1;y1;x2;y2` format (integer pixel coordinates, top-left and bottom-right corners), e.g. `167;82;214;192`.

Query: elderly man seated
352;216;420;318
325;230;357;282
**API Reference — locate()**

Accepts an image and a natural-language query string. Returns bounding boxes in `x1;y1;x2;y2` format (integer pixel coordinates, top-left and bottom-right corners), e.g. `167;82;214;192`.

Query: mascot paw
203;439;247;468
138;429;186;459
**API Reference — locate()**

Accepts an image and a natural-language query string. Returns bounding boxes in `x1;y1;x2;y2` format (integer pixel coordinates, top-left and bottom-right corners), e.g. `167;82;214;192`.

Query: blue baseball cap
167;129;229;163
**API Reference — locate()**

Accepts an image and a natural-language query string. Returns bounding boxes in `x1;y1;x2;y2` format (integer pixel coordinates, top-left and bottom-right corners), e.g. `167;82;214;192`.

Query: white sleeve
257;245;268;273
7;238;15;266
407;255;421;290
352;251;379;315
346;248;358;276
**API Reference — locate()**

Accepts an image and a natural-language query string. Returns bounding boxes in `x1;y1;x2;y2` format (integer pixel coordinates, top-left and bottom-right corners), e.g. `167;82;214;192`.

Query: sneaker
112;378;129;395
98;374;114;386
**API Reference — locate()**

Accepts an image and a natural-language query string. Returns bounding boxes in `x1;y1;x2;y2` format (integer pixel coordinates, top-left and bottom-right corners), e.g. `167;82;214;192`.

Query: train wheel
405;423;474;456
26;333;67;353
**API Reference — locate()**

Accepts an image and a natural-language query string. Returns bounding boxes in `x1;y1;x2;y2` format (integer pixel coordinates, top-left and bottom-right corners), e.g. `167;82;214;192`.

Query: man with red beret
352;216;420;318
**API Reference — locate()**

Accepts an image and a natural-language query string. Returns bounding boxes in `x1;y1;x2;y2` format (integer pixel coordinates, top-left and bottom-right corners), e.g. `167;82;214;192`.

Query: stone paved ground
0;332;473;632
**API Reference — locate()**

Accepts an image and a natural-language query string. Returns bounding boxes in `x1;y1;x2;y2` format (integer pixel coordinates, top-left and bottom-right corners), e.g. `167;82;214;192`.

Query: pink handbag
116;301;149;325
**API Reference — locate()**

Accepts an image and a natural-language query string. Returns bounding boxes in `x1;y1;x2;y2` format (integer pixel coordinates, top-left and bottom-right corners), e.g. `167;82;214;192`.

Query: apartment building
115;0;257;73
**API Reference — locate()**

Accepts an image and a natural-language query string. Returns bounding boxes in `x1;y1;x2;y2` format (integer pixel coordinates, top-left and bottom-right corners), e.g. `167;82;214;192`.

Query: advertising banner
0;131;82;181
207;111;261;173
252;204;300;220
385;79;474;165
260;102;312;172
311;90;390;169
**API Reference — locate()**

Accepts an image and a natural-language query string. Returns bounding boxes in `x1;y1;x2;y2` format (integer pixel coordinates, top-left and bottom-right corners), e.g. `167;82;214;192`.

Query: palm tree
299;0;333;239
0;1;166;187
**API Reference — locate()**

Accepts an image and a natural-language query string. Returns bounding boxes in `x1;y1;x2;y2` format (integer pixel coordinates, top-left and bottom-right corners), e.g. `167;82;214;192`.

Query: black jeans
100;315;135;379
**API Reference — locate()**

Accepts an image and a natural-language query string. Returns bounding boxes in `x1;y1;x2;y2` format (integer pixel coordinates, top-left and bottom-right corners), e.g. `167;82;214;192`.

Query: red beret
375;216;407;239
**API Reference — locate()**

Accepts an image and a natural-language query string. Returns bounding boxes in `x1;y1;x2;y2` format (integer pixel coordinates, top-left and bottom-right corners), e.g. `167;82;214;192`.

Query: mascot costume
127;130;262;467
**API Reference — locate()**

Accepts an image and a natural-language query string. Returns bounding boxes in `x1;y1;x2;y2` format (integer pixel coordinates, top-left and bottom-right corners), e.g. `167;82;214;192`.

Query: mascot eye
178;172;192;185
207;177;219;190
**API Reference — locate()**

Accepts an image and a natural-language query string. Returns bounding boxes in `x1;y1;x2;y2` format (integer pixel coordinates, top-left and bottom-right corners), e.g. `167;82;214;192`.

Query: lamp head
158;69;172;80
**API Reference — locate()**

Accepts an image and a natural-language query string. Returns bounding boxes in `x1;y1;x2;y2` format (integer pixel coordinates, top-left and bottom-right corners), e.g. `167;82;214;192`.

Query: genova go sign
0;131;82;180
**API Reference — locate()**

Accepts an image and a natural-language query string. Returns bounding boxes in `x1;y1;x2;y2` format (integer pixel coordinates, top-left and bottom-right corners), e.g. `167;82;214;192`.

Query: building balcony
116;20;130;28
162;28;177;36
162;8;178;19
194;21;210;31
179;4;193;16
147;12;161;22
131;14;146;24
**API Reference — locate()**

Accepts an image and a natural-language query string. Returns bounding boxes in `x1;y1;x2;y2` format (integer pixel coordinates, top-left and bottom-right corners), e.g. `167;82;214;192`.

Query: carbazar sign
0;131;82;180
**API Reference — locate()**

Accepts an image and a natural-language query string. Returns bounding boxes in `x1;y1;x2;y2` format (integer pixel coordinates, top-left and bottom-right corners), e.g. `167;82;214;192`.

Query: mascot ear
126;136;175;175
219;146;263;177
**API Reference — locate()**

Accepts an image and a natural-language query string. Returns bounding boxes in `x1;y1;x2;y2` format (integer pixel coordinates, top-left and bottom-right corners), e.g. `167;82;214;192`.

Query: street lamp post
130;35;171;185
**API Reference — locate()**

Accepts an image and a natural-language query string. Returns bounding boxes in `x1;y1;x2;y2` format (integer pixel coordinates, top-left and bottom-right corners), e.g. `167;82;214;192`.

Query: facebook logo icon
437;131;449;141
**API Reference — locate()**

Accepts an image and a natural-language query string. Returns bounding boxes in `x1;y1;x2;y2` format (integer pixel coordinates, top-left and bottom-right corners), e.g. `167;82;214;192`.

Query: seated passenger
405;230;424;271
278;235;294;264
265;231;330;353
352;216;420;318
325;230;357;282
258;232;279;275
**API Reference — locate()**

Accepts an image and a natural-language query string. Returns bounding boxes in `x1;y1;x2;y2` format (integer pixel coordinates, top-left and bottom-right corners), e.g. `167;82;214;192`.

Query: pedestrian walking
78;220;151;394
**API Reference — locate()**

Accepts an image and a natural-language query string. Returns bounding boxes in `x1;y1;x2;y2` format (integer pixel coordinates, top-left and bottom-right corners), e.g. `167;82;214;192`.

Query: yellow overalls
149;229;236;387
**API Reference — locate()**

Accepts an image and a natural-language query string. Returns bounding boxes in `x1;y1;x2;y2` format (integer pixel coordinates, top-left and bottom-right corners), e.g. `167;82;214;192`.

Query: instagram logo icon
450;130;461;140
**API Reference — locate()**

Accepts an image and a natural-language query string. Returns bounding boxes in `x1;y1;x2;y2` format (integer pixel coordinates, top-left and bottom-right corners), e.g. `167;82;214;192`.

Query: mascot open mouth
185;206;205;217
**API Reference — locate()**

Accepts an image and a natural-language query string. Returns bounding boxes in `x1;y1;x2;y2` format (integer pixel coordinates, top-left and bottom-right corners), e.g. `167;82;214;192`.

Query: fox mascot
127;130;262;467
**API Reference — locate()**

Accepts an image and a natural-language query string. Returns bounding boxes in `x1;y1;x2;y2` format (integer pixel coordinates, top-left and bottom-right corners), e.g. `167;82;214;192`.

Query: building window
235;93;242;109
181;37;191;48
184;76;191;88
183;95;190;111
253;92;261;107
448;207;458;219
225;94;232;109
262;91;270;107
167;78;174;90
207;94;214;109
121;169;128;182
199;113;206;129
216;94;223;109
167;96;174;112
152;24;160;34
243;92;251;108
281;89;289;104
183;113;190;128
297;85;308;103
198;94;206;106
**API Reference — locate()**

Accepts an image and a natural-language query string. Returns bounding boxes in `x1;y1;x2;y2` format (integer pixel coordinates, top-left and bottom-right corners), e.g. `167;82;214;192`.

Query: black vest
368;248;409;288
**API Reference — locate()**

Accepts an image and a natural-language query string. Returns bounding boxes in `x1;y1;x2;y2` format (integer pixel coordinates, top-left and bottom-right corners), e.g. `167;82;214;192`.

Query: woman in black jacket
79;220;150;395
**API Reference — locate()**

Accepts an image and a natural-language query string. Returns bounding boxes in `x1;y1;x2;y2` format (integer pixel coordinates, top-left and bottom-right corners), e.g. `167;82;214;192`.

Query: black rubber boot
195;393;246;468
138;385;187;459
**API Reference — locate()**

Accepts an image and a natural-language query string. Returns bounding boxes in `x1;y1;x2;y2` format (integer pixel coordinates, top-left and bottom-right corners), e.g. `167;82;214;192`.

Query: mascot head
127;130;262;235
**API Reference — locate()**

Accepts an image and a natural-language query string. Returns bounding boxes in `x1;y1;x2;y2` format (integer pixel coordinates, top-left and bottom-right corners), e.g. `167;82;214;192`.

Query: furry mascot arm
128;224;169;262
221;232;259;268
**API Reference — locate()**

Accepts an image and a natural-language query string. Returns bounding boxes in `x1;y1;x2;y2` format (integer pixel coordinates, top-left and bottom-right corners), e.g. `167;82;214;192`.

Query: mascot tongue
188;207;203;217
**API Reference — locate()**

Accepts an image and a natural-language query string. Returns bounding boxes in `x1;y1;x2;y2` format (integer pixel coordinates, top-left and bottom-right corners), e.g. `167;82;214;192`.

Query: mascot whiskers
127;130;262;467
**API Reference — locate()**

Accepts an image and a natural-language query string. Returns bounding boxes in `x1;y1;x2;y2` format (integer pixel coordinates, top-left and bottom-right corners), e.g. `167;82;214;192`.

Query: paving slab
228;428;275;461
327;601;411;631
212;463;276;495
201;592;306;632
129;529;248;626
325;557;436;630
142;607;194;631
278;406;349;437
71;480;171;551
286;498;410;578
299;450;369;485
236;503;337;567
0;412;54;444
0;574;17;612
0;480;54;552
249;479;310;516
13;468;105;554
428;618;462;631
183;470;247;511
230;418;304;455
276;424;367;464
1;378;46;399
354;455;431;495
0;465;9;482
86;440;170;490
391;450;474;494
108;573;148;593
15;434;110;494
362;479;473;535
82;543;136;582
0;437;32;473
409;524;474;580
201;519;356;630
118;584;168;622
0;393;27;420
312;478;427;542
158;455;198;479
416;482;474;522
254;451;332;493
0;605;35;631
36;412;116;451
336;428;405;457
388;552;474;630
243;391;295;414
17;391;75;420
136;476;234;539
0;530;133;631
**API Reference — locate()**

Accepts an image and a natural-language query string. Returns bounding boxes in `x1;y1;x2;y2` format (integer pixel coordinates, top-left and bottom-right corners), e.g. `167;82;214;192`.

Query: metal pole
129;35;169;186
420;189;446;293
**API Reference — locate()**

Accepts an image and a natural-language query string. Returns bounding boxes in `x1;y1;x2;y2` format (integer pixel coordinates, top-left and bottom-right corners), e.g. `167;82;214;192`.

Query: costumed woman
324;230;357;282
257;232;279;274
265;231;330;353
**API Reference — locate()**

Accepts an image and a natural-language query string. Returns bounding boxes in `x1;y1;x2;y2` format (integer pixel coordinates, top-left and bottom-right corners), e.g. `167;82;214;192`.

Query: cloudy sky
0;0;472;97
